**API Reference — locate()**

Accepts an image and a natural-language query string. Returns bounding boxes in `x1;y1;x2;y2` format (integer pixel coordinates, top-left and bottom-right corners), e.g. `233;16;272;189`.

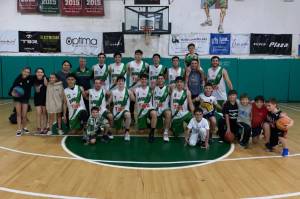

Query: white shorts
188;128;207;146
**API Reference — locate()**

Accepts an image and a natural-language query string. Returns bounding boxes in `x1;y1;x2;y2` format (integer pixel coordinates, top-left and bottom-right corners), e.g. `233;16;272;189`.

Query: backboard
122;6;171;35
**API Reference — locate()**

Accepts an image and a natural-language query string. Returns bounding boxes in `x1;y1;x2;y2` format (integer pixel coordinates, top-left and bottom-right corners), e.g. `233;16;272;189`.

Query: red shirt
251;103;268;128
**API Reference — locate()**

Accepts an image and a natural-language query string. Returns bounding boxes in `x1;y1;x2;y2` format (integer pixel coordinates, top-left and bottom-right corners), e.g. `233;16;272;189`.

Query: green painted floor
65;136;232;168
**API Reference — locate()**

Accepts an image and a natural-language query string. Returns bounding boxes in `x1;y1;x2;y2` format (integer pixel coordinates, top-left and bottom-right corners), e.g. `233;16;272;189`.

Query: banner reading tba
210;33;231;55
82;0;104;16
0;31;19;52
38;0;59;14
61;32;102;55
250;34;292;55
17;0;38;13
61;0;83;16
169;33;210;55
19;31;40;52
230;34;250;55
103;32;124;54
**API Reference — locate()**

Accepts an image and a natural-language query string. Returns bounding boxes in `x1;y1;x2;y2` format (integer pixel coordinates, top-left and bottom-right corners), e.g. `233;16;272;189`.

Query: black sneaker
101;134;109;143
265;143;273;152
148;133;154;143
107;131;114;139
22;128;30;134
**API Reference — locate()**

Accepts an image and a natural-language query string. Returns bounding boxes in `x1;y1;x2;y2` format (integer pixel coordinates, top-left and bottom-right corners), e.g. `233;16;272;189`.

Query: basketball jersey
88;88;107;116
112;88;130;118
92;64;109;91
109;63;127;89
266;110;282;131
171;89;189;119
154;85;170;116
149;64;165;89
128;60;147;88
135;86;154;118
199;93;217;115
168;67;184;84
207;66;227;101
64;85;86;120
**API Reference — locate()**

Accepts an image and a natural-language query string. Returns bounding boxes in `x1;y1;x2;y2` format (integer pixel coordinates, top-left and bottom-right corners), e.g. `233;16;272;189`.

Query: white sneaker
16;130;22;137
47;131;53;136
163;132;169;142
108;132;114;139
124;132;130;141
58;129;64;135
201;19;212;26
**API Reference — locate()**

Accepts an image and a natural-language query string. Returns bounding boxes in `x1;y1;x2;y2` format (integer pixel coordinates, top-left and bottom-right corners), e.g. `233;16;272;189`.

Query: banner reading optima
18;0;38;13
61;32;102;55
38;0;59;14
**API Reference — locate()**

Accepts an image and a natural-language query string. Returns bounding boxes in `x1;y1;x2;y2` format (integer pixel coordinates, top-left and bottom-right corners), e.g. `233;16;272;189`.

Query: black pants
218;118;239;141
238;122;251;145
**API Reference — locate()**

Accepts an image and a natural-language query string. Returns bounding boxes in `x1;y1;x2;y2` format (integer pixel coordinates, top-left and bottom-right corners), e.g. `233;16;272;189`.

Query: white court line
243;191;300;199
279;104;300;112
0;186;95;199
280;103;300;109
0;102;13;106
61;136;235;170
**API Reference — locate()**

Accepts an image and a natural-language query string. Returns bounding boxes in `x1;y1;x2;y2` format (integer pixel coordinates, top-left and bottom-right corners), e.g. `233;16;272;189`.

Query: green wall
0;56;299;102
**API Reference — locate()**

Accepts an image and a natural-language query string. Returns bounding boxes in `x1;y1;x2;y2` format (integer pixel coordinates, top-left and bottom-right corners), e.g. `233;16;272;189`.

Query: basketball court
0;100;300;198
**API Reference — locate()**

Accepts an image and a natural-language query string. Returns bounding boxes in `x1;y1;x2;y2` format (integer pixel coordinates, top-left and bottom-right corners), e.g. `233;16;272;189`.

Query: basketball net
143;26;152;46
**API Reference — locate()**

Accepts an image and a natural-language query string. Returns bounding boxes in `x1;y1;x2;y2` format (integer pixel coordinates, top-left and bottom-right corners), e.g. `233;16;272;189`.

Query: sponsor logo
269;42;289;48
65;37;98;47
231;38;249;48
0;39;17;45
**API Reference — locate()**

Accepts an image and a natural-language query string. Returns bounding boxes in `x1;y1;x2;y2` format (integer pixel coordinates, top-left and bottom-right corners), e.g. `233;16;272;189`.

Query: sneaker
107;131;114;140
22;128;30;134
124;132;130;141
47;131;53;136
218;25;224;33
58;129;64;135
239;142;248;149
148;133;154;143
282;148;289;157
163;132;169;142
101;134;109;143
16;130;22;136
265;143;273;152
201;19;212;26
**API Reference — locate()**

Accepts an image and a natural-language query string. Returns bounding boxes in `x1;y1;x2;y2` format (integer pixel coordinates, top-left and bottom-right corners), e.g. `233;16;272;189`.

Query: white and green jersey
168;67;184;84
64;85;86;128
92;64;109;91
154;85;170;116
88;88;107;116
112;88;130;120
135;86;154;118
171;89;189;119
128;60;148;88
109;62;127;90
207;66;227;101
149;64;166;89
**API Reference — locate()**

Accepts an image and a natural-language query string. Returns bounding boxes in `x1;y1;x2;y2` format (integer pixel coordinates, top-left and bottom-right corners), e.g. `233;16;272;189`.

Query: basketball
13;86;24;97
224;131;235;143
276;117;291;131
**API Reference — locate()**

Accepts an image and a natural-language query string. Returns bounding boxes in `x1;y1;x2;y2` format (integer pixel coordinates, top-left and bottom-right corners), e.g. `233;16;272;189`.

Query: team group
9;43;293;156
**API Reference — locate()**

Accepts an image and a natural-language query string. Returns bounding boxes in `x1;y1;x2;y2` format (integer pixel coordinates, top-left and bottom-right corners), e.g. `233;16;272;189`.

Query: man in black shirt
218;90;239;142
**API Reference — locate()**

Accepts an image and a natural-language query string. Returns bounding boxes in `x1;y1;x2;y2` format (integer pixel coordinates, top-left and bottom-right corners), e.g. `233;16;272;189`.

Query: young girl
46;73;64;135
9;67;33;136
33;68;48;134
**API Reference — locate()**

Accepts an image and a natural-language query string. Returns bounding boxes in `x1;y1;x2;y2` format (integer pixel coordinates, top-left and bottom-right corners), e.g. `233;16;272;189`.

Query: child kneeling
84;106;109;144
185;108;209;149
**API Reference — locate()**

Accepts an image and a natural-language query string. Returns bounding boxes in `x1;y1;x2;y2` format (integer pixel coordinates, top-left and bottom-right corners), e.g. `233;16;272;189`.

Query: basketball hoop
142;26;153;45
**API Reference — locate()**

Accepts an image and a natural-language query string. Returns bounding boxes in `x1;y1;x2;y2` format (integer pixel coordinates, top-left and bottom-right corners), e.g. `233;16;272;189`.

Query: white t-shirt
187;118;210;134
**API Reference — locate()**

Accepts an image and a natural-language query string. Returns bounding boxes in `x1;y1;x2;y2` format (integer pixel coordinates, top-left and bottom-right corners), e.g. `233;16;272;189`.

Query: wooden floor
0;100;300;199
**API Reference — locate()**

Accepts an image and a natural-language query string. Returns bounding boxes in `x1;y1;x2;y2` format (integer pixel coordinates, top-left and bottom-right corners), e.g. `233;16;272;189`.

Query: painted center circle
63;136;233;169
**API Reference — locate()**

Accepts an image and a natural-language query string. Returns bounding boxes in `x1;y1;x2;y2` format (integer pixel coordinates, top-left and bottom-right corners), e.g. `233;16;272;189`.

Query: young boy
263;98;294;156
251;96;268;144
194;82;221;142
149;53;167;90
185;108;209;148
237;94;252;148
218;90;239;142
83;106;109;144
